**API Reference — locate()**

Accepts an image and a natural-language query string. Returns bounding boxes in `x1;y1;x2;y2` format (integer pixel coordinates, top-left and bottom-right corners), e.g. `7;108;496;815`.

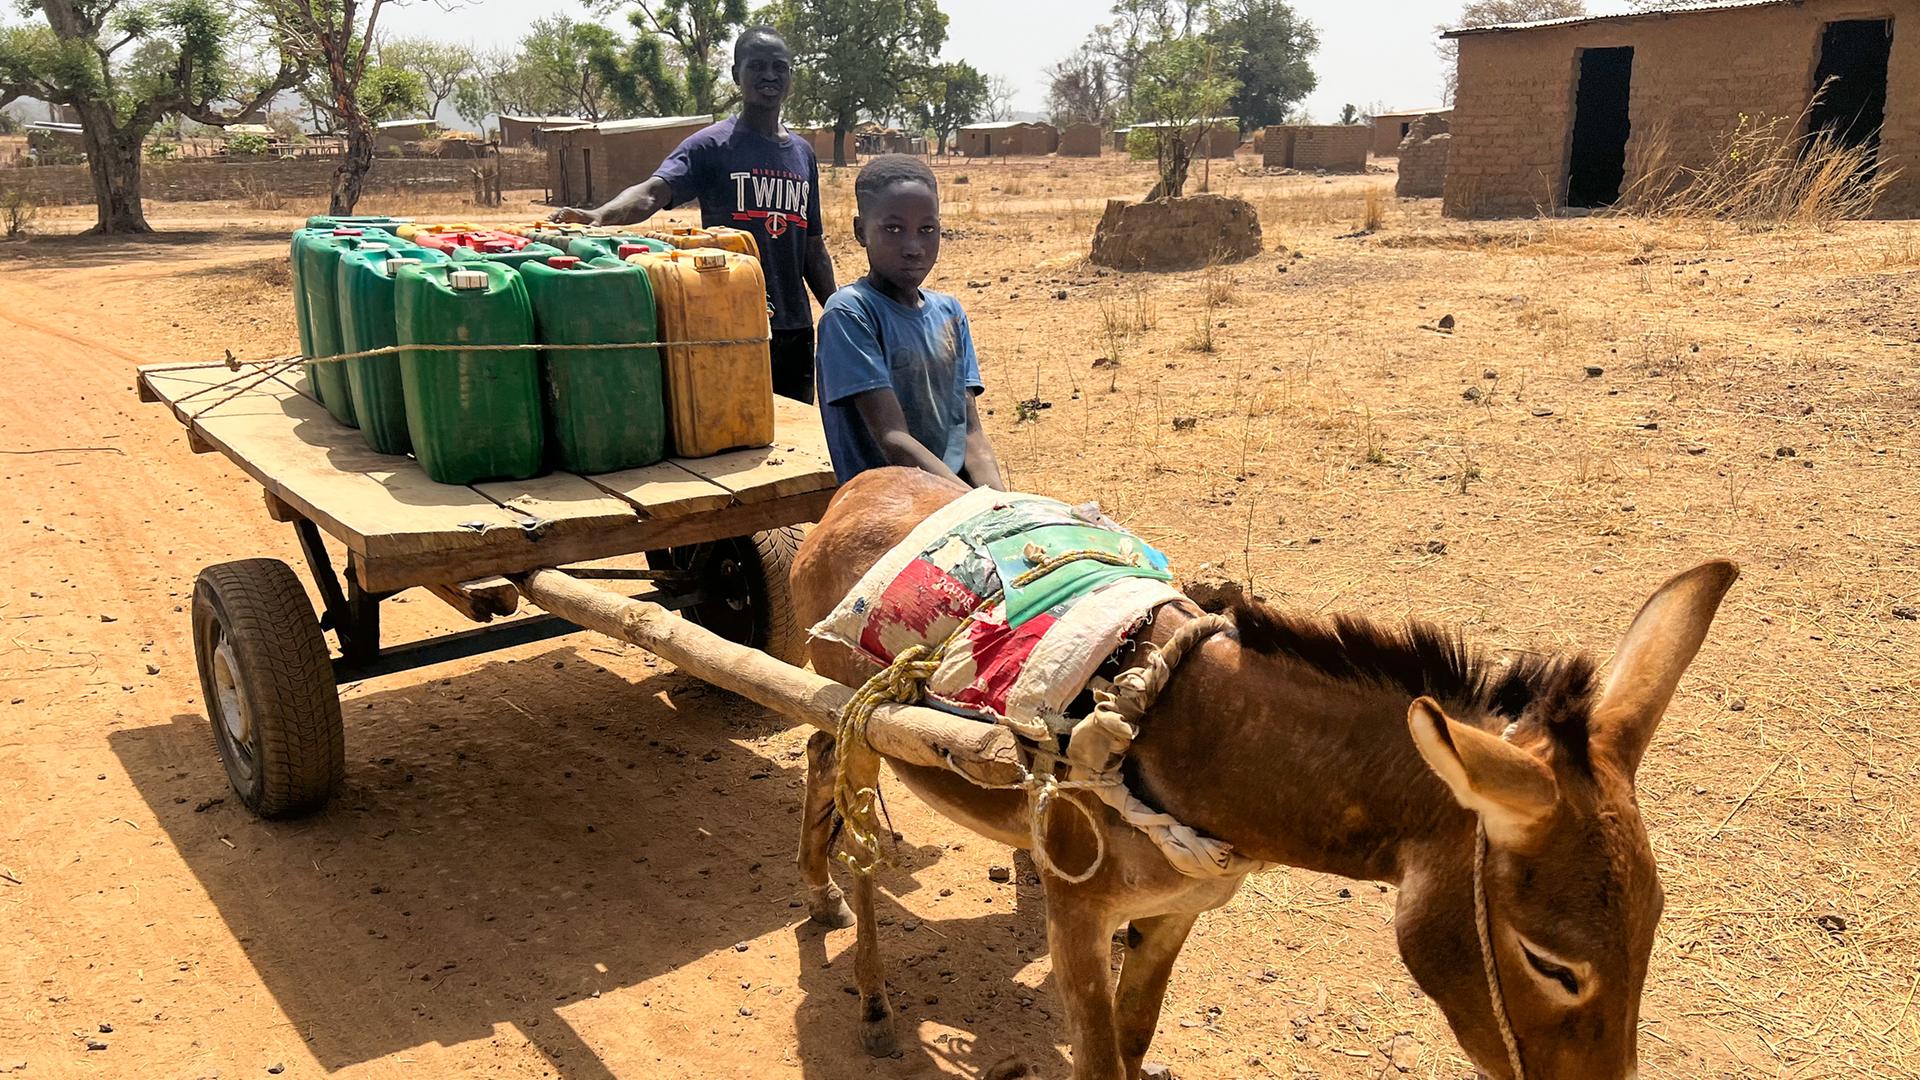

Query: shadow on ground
112;646;1069;1079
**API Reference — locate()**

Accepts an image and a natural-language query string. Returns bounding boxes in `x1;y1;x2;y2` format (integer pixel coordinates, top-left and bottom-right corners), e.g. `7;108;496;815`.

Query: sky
380;0;1648;124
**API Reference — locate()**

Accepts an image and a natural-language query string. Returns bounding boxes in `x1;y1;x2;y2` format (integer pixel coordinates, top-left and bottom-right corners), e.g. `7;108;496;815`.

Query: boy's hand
962;395;1004;490
548;206;599;225
851;389;967;484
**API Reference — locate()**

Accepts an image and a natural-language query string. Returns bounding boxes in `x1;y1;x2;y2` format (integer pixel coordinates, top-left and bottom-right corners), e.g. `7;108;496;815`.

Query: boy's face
734;39;793;112
856;180;940;294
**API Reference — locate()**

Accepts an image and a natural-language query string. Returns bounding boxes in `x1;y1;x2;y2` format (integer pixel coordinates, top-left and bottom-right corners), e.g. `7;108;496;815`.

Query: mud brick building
1443;0;1918;217
1396;114;1453;198
1263;125;1372;171
1371;109;1452;156
1059;122;1105;156
497;115;583;151
545;115;713;210
958;121;1060;156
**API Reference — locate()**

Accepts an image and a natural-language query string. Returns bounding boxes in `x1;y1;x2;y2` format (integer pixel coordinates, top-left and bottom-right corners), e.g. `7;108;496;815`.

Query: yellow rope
831;546;1157;878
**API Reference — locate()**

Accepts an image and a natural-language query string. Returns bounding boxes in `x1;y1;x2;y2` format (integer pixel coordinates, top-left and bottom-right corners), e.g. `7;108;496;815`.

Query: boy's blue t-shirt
816;278;984;483
651;117;822;331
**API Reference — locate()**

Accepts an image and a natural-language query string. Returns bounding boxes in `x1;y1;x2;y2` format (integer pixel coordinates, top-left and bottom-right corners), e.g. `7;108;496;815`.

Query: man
551;27;836;403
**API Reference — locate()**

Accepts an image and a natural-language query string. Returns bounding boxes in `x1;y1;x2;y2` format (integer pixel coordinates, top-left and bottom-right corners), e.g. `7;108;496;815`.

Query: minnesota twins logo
730;169;810;238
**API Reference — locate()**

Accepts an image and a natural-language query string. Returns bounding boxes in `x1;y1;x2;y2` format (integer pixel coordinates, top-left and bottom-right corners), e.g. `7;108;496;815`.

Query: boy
550;27;834;403
816;155;1003;489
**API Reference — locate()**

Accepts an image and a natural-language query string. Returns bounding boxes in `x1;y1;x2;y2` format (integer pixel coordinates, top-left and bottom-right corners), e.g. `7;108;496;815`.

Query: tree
1130;34;1237;198
252;0;430;215
1088;0;1205;112
515;15;625;122
1337;102;1357;124
984;72;1016;122
1045;45;1119;128
592;0;749;115
760;0;948;167
452;47;542;125
380;36;473;117
1437;0;1584;103
1208;0;1316;129
909;60;986;155
0;0;303;234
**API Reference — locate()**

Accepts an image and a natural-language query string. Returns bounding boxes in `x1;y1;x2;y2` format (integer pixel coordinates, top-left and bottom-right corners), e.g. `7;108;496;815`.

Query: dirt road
2;163;1916;1080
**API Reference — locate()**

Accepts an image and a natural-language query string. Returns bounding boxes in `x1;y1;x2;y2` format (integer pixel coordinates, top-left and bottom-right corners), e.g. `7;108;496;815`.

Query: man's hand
548;206;599;225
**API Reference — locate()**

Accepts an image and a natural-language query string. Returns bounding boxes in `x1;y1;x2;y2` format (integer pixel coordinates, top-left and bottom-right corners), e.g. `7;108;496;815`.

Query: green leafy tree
1208;0;1316;129
356;65;426;122
516;15;625;122
588;22;685;118
251;0;428;215
592;0;749;115
759;0;947;166
1129;34;1238;198
909;60;985;156
380;36;473;117
0;0;304;233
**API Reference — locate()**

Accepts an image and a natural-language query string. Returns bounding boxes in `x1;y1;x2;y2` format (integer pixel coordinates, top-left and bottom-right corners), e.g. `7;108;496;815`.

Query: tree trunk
330;111;375;216
74;104;151;234
832;119;849;168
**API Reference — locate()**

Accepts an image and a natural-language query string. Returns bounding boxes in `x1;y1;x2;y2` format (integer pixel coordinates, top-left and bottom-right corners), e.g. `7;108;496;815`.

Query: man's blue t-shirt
816;278;984;483
652;117;822;331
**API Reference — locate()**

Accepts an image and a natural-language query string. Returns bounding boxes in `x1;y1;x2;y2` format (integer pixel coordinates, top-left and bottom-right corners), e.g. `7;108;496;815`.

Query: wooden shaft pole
514;569;1026;785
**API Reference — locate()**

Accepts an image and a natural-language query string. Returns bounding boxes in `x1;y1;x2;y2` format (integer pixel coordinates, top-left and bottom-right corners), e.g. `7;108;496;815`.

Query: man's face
734;38;793;111
856;180;940;295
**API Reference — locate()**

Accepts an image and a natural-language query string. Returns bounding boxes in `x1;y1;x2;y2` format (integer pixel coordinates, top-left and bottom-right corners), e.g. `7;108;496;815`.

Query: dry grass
1360;186;1386;232
1619;107;1897;229
2;188;38;238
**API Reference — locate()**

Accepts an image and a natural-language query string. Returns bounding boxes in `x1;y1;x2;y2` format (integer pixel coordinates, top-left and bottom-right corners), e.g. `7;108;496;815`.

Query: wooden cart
139;362;851;817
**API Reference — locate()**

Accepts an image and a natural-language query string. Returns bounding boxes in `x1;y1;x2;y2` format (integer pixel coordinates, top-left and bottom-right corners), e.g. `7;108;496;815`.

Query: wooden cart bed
138;363;838;592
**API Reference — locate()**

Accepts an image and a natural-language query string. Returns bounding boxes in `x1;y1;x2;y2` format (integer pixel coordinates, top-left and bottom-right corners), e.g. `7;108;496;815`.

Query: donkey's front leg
1048;896;1127;1079
851;867;898;1056
797;730;854;928
1114;912;1199;1079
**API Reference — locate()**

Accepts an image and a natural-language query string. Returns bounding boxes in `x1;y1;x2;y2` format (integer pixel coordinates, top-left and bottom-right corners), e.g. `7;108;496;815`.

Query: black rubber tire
648;527;807;665
191;558;345;818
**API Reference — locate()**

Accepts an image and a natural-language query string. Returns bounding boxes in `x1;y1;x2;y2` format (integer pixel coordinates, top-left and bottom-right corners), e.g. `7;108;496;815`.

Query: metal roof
554;114;714;135
25;121;84;133
1370;107;1451;118
499;114;585;124
959;121;1053;131
1444;0;1792;37
376;118;440;129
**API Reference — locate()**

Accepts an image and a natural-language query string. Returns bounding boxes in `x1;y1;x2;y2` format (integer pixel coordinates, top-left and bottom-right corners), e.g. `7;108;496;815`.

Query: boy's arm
550;176;671;226
803;236;837;308
849;389;967;484
961;394;1004;490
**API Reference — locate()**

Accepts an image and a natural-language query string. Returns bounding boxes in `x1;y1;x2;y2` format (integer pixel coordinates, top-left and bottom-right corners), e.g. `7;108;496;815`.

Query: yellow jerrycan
627;248;774;457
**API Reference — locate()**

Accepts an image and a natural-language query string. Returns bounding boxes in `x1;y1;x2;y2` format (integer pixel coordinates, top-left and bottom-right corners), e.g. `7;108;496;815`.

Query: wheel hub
211;630;255;773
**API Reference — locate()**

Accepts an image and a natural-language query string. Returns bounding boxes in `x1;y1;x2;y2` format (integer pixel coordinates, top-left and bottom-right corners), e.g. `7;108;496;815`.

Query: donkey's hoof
1139;1063;1176;1080
984;1057;1035;1080
861;1013;899;1058
807;887;855;929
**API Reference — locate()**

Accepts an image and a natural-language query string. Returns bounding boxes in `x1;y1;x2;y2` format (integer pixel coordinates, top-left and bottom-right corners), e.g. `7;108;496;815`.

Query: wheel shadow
110;648;1069;1078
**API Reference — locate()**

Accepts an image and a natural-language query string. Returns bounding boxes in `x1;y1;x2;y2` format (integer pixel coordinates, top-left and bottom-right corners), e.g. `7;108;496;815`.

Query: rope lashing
832;545;1240;885
1474;820;1527;1080
831;547;1158;879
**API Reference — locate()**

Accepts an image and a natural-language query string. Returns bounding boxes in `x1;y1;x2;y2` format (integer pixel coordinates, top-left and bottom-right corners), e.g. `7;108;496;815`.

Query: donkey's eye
1522;947;1580;996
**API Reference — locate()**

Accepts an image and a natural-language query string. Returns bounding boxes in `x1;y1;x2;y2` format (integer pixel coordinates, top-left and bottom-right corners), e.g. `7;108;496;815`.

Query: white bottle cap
387;257;421;270
449;269;490;291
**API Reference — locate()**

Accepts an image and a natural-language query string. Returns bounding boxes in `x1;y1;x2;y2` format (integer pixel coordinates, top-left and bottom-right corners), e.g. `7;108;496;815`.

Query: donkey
790;467;1737;1080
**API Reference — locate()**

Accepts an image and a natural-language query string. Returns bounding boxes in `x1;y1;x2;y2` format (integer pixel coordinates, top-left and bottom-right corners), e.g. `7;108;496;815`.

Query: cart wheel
648;528;806;665
191;558;345;818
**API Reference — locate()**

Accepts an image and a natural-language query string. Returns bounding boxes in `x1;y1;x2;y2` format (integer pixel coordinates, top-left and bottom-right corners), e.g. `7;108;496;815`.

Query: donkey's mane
1228;599;1598;759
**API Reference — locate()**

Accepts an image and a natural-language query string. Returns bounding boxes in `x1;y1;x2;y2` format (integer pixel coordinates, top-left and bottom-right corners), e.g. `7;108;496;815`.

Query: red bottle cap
548;255;582;269
616;243;650;258
332;228;364;237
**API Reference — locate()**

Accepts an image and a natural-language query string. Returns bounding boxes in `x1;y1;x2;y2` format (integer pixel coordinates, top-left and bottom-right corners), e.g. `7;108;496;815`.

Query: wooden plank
141;365;530;564
357;487;833;592
584;459;735;519
426;577;520;622
473;470;642;537
666;398;837;506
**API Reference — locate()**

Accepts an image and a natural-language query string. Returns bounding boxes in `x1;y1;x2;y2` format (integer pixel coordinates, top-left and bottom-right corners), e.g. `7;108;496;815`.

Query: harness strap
1474;821;1527;1080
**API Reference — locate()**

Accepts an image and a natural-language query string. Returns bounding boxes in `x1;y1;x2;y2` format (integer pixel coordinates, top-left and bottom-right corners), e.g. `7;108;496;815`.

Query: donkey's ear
1592;560;1739;777
1408;697;1558;846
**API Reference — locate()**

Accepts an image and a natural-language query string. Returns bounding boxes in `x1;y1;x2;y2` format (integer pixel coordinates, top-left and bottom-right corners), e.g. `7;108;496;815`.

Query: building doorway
1809;19;1892;163
1566;46;1634;208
